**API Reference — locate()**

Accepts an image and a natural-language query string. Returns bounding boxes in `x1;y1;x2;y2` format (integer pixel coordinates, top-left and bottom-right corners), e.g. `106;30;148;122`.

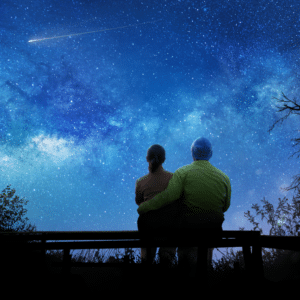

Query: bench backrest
0;230;261;245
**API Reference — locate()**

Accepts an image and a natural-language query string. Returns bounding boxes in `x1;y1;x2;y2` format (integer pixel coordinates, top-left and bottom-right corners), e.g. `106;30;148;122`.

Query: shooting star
28;19;161;43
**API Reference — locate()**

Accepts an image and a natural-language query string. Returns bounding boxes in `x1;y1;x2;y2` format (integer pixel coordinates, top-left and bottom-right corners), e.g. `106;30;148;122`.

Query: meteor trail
28;19;161;43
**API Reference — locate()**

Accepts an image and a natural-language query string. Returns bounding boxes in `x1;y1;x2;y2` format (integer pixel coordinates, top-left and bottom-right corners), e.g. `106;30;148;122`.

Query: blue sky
1;0;300;261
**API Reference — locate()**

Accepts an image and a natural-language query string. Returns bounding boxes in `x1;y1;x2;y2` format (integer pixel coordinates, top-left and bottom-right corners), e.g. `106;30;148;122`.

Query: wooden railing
0;230;275;282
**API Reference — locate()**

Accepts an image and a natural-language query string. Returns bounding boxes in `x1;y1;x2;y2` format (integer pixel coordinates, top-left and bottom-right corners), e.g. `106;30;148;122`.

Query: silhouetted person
135;144;179;266
137;137;231;277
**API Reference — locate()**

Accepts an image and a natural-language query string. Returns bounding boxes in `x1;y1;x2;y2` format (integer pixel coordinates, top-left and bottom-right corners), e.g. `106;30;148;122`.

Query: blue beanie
191;137;213;161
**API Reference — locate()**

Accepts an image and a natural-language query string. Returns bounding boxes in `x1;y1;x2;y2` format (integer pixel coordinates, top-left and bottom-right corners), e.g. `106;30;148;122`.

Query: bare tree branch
268;92;300;196
268;92;300;134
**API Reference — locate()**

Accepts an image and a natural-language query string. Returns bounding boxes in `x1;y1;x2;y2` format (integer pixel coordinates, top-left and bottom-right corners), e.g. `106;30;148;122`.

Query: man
137;137;231;276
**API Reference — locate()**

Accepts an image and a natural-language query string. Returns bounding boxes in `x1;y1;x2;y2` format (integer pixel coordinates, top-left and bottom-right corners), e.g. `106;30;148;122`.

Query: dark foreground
3;257;299;297
2;247;299;297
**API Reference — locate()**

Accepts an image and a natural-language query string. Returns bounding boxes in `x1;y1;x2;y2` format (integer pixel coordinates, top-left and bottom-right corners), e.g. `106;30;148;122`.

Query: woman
135;144;180;266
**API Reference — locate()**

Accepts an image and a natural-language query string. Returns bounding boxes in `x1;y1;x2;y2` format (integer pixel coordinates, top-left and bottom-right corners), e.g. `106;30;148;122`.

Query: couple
135;137;231;275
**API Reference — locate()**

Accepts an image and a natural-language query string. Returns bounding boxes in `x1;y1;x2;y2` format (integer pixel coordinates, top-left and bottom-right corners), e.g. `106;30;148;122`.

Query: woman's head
146;144;166;173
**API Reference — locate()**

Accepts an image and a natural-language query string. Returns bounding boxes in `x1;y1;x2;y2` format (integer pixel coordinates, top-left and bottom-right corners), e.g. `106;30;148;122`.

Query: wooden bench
1;230;266;282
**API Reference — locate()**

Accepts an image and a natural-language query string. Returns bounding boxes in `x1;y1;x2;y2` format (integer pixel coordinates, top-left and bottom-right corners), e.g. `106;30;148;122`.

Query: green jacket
137;160;231;222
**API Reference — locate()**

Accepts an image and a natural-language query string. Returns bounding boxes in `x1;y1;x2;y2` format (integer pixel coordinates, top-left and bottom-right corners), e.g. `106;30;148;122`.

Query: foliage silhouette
237;195;300;269
0;184;36;233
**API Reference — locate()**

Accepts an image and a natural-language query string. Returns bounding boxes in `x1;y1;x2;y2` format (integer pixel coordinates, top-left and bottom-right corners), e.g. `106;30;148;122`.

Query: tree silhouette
0;184;36;233
239;195;300;265
269;92;300;197
235;90;300;265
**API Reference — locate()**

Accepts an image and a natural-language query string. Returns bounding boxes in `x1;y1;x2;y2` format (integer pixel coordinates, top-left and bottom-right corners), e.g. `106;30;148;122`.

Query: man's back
178;160;231;220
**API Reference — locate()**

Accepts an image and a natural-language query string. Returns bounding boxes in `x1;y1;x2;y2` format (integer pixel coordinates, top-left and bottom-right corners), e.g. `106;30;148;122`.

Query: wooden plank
259;236;300;251
0;230;261;241
9;239;261;250
5;231;300;253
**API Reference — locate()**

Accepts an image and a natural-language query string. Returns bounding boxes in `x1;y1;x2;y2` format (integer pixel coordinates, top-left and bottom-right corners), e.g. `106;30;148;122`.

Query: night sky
1;0;300;260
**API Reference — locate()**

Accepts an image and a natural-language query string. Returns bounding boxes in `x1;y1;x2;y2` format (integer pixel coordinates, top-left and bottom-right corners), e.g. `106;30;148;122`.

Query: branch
268;92;300;134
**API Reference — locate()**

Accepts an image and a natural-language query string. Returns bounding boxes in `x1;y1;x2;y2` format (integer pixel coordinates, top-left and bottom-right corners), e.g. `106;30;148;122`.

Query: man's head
191;137;213;161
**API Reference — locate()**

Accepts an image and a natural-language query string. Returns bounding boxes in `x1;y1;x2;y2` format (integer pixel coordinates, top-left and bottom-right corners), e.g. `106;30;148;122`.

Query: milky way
1;0;300;260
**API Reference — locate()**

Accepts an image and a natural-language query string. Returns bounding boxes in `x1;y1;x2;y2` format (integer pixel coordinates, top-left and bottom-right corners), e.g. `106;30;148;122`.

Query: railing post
41;238;46;265
146;245;152;266
242;233;265;282
252;242;264;281
197;245;208;281
62;248;71;275
242;245;253;277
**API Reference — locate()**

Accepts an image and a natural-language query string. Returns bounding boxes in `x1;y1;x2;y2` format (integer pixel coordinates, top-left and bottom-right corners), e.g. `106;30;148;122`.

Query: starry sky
1;0;300;261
